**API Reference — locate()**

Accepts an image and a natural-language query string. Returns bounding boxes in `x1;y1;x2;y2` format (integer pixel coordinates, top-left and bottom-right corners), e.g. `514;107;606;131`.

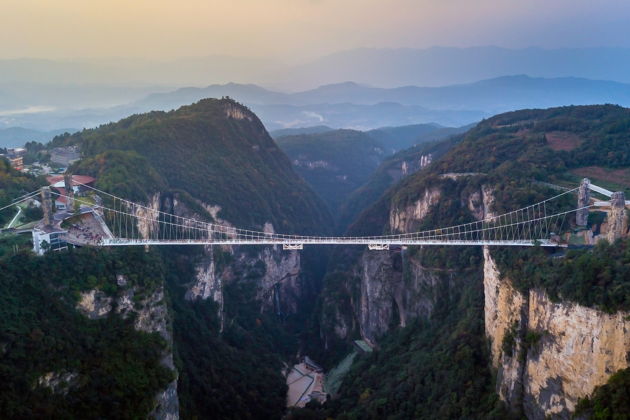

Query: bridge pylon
40;187;54;227
576;178;590;227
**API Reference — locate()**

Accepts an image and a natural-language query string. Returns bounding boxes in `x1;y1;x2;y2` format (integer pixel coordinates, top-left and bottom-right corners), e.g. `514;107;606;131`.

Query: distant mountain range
4;73;630;134
129;75;630;129
0;127;74;148
138;76;630;112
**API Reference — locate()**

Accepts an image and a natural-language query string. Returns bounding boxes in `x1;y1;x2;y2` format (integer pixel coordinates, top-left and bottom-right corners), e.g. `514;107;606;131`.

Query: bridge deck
101;239;564;247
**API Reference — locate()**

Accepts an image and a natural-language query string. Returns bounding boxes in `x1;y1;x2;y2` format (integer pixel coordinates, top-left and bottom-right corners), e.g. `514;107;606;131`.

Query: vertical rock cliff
324;181;491;345
483;249;630;419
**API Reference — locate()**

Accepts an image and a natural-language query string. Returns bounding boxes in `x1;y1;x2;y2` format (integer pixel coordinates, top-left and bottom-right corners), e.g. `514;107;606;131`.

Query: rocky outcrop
325;184;494;345
186;252;221;302
225;102;254;121
37;371;78;395
607;191;628;242
355;250;441;344
135;193;161;240
77;289;113;318
389;188;441;233
483;250;630;419
483;248;528;409
76;282;179;419
576;178;590;227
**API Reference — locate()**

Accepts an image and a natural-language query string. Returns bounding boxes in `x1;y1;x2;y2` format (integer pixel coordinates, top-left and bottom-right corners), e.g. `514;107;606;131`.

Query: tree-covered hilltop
55;98;333;235
432;104;630;191
0;99;326;419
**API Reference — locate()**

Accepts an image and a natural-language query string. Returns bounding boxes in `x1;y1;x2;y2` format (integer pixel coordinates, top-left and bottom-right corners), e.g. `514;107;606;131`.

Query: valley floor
286;362;325;408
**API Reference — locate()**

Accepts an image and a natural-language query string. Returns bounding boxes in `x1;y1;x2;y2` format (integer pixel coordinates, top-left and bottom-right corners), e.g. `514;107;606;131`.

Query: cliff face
77;280;179;419
483;249;630;419
353;250;442;344
389;187;441;233
166;195;308;318
325;182;490;345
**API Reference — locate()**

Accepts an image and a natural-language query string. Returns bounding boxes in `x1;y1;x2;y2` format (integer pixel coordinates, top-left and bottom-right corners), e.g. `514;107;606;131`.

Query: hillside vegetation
276;129;384;215
0;158;45;226
55;98;332;235
314;105;630;419
338;135;463;231
276;124;467;225
0;248;173;419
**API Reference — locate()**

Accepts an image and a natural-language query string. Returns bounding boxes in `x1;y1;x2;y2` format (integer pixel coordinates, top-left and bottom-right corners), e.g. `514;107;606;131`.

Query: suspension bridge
1;177;625;251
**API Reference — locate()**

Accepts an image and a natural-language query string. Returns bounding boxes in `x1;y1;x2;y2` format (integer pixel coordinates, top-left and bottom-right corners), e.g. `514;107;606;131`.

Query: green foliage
71;150;167;203
276;129;385;216
162;247;292;419
433;105;630;179
23;141;49;164
494;238;630;312
326;271;510;420
62;99;332;234
0;157;45;226
0;248;173;418
339;135;462;232
575;368;630;420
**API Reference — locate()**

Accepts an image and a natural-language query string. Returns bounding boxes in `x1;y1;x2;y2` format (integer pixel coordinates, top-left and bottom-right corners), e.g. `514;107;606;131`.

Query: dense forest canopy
276;129;384;215
57;99;333;235
0;248;173;419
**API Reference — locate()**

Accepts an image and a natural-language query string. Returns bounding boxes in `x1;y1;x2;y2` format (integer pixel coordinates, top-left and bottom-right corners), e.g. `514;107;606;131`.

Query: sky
2;0;629;61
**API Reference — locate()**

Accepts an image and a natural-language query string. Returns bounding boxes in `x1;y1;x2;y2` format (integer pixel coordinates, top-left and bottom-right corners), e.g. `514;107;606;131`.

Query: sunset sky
2;0;629;60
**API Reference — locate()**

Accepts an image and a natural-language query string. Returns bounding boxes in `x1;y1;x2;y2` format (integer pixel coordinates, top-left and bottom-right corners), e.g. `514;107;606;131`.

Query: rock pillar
607;191;627;242
576;178;590;227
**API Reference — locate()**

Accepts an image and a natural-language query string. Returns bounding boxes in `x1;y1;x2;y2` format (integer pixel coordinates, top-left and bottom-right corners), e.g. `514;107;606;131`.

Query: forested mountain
275;130;384;216
2;99;335;419
3;103;630;419
275;124;467;224
365;123;469;153
55;98;332;233
338;135;462;231
269;125;333;138
303;104;630;419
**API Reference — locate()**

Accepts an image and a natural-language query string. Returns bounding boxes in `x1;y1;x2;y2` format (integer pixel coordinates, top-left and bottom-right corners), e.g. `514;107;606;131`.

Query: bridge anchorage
1;177;625;253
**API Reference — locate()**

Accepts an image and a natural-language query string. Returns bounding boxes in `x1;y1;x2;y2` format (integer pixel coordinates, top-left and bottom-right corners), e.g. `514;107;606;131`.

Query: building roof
303;356;323;372
353;340;374;353
46;175;95;187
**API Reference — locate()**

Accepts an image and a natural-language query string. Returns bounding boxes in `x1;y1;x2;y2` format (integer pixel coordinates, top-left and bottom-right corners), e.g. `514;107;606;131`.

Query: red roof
47;175;95;186
54;187;69;204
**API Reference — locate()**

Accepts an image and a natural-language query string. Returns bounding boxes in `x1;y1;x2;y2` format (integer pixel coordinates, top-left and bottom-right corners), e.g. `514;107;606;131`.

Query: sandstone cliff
325;181;491;344
484;248;630;419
